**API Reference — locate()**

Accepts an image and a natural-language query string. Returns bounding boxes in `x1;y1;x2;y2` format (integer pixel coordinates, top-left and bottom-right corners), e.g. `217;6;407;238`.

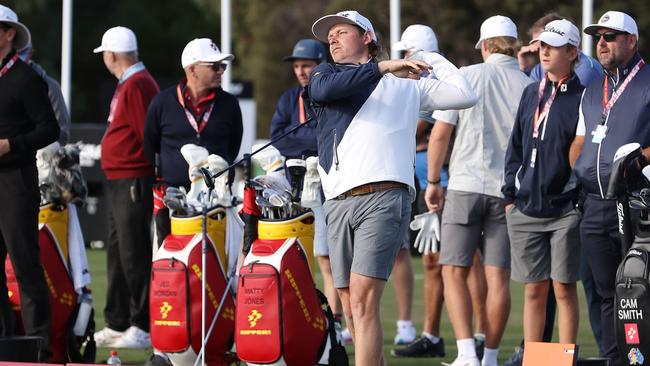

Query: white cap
475;15;518;49
312;10;377;43
532;19;580;47
93;26;137;53
0;5;31;51
181;38;234;68
584;11;638;37
393;24;439;53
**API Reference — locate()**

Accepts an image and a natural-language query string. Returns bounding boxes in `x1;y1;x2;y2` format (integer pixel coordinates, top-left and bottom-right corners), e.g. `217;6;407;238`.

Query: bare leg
349;273;388;366
468;251;487;335
442;265;473;340
523;280;549;342
317;256;342;315
553;281;579;343
422;252;443;336
483;265;511;349
392;249;414;321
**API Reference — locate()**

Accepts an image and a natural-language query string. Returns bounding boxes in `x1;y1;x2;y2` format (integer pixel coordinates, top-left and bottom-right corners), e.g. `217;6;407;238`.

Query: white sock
422;331;441;344
457;338;477;359
482;347;499;366
397;320;413;329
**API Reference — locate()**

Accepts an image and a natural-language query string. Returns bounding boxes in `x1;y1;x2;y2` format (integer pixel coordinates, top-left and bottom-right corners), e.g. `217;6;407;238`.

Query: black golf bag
609;143;650;363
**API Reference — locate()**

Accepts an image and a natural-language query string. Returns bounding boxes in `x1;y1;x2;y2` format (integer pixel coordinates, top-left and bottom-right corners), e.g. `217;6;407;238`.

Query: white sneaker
441;356;481;366
94;327;125;347
340;327;353;345
394;323;416;345
112;326;151;349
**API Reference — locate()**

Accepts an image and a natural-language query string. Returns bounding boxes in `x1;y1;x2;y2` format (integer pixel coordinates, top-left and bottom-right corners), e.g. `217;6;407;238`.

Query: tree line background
3;0;648;138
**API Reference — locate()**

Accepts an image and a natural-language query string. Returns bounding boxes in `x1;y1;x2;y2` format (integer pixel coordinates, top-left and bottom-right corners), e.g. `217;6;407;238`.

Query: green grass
87;249;600;365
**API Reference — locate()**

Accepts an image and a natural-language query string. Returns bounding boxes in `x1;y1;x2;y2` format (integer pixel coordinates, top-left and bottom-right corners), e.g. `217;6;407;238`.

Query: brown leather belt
335;181;407;200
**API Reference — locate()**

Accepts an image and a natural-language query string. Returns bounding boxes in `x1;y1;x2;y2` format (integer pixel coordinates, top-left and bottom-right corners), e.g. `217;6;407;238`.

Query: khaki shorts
439;190;510;268
507;207;581;283
323;188;410;288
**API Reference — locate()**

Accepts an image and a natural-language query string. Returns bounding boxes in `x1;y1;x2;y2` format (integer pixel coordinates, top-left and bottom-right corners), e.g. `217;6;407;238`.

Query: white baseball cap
312;10;377;43
531;19;580;47
393;24;439;53
475;15;518;49
93;26;138;53
181;38;234;68
584;11;638;37
0;5;31;52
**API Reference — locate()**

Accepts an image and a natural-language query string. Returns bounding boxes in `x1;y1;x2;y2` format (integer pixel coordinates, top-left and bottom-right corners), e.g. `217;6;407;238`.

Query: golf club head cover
286;158;306;202
607;143;643;199
208;154;231;206
240;186;260;255
251;143;285;175
301;156;322;208
180;144;209;204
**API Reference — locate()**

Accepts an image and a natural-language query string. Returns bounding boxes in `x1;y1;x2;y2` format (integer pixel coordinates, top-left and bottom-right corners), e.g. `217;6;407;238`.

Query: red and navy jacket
503;74;583;218
269;86;318;159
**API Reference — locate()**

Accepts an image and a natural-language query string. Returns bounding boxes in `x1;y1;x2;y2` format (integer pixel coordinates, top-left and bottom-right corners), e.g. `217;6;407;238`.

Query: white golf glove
301;156;322;208
410;212;441;255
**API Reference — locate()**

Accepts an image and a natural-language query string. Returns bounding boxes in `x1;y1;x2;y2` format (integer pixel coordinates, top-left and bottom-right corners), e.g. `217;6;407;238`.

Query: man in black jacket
0;4;59;360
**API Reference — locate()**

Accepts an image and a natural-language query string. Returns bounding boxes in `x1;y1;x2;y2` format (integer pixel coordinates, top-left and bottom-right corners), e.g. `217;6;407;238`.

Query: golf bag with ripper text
149;206;235;366
236;216;347;365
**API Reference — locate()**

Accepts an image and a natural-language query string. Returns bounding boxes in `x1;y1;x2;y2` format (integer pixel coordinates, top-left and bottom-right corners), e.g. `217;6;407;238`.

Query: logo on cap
210;42;218;51
600;14;610;23
340;12;351;18
545;25;566;36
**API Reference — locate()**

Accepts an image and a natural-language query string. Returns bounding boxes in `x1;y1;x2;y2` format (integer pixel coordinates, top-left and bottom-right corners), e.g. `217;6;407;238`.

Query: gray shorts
507;207;582;283
323;188;410;288
439;190;510;268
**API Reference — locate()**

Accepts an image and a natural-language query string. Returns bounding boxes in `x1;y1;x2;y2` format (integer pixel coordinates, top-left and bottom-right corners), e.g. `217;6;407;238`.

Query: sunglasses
593;31;626;42
197;62;227;71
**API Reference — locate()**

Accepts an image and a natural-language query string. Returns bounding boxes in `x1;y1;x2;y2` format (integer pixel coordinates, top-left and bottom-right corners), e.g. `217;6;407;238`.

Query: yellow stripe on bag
258;211;315;273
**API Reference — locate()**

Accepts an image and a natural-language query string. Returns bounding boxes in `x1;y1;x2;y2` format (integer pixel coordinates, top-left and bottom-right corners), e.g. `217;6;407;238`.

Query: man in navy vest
571;11;650;366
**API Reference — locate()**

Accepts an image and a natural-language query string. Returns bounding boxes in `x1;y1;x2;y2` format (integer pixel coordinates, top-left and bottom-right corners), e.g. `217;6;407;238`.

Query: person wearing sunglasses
143;38;242;235
572;11;650;366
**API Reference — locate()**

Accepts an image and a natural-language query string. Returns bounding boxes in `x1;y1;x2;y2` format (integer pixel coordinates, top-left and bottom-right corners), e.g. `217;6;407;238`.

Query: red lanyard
602;59;645;121
176;84;215;137
533;75;568;139
0;54;19;78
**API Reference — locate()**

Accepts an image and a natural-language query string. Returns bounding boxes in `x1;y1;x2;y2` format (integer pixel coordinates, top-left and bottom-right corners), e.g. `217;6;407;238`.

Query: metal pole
221;0;232;92
582;0;593;57
390;0;400;60
61;0;73;111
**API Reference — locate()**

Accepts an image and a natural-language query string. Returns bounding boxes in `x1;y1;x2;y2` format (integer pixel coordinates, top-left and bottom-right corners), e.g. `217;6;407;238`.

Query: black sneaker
474;337;485;361
144;354;173;366
501;346;523;366
390;336;445;358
